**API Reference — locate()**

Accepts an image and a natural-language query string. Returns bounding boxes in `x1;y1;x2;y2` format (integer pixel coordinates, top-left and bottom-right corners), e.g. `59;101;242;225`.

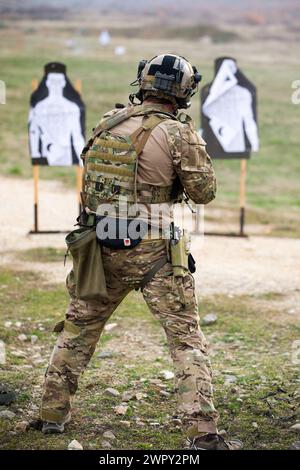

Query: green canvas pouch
65;227;108;301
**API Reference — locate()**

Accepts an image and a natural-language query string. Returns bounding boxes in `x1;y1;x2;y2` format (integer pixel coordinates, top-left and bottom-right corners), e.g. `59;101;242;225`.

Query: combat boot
188;433;243;450
42;412;71;434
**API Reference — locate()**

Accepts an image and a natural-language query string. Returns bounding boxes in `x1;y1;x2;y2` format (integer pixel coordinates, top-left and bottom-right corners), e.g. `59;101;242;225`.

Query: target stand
193;159;249;238
28;77;83;235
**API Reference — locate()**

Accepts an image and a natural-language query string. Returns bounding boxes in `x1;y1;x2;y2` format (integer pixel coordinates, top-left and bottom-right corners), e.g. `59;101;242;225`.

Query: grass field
0;16;299;235
0;265;299;450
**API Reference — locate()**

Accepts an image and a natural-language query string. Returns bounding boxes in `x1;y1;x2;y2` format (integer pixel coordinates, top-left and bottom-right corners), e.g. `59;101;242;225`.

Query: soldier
40;54;242;450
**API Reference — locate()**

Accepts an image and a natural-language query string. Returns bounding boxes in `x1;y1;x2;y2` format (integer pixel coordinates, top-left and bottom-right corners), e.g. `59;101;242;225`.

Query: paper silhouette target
29;62;85;166
201;57;259;159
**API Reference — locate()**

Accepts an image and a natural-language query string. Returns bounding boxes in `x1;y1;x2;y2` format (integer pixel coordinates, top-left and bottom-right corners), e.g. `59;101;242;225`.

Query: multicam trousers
40;239;219;436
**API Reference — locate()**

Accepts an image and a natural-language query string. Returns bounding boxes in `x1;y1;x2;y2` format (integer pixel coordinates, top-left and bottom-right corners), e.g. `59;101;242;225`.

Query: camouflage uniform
40;103;219;437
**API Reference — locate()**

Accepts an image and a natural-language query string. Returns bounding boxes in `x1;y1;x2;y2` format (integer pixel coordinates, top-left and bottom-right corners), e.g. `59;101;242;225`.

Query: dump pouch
65;227;108;301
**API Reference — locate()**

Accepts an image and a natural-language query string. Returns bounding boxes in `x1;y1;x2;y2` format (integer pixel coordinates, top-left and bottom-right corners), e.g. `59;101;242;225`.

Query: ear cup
194;72;202;84
137;60;147;80
192;66;202;84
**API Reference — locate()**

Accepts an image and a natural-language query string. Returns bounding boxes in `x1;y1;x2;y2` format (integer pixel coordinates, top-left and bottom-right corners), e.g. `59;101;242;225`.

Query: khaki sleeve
167;121;217;205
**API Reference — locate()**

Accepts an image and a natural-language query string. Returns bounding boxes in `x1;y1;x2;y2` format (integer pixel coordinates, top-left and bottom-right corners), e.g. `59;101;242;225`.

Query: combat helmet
130;54;202;109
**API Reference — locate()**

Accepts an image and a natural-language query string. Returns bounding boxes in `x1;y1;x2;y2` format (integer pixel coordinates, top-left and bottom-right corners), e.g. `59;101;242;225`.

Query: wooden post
239;159;247;236
31;79;39;232
75;78;82;94
76;166;83;215
193;204;200;234
33;165;39;233
75;79;83;216
31;78;38;91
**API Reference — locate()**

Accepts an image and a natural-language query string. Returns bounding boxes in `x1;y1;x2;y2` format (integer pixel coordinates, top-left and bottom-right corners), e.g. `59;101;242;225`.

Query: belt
78;211;170;238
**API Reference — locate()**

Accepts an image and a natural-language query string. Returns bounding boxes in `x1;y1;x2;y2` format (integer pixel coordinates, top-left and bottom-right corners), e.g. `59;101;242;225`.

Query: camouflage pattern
162;116;216;205
40;239;219;435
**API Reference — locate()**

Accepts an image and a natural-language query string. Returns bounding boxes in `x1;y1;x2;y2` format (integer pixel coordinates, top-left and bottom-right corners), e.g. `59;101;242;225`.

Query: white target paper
29;66;85;166
202;58;259;158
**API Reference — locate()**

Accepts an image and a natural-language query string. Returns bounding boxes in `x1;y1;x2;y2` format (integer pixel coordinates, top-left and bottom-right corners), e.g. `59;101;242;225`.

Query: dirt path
0;176;299;309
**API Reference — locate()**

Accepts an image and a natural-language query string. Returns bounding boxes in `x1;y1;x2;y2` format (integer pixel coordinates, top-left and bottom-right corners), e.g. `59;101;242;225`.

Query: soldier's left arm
168;120;217;205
